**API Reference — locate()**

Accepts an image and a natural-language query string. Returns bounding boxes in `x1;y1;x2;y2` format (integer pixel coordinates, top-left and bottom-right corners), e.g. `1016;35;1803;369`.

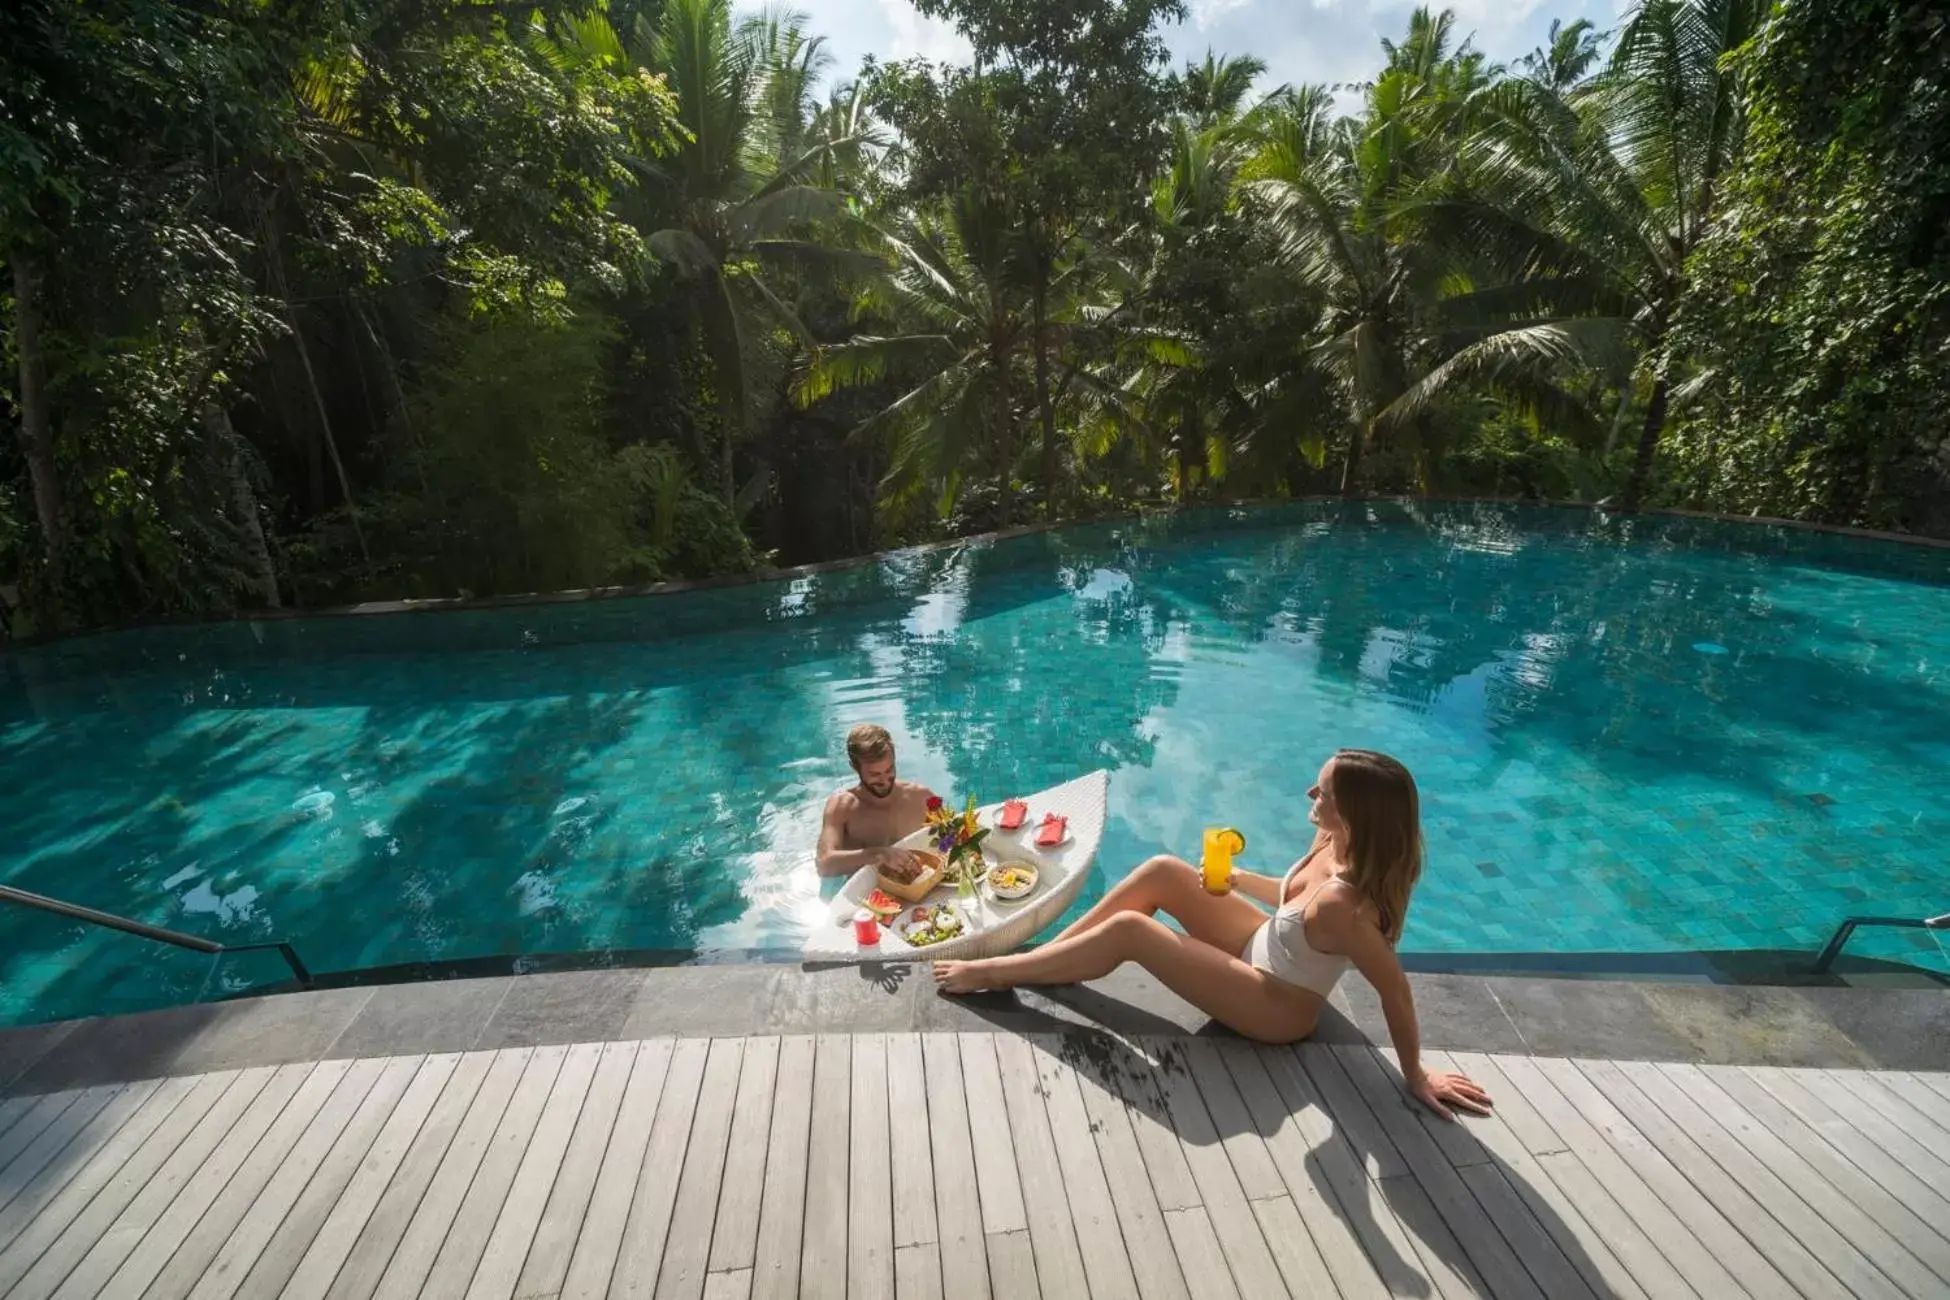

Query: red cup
853;909;881;945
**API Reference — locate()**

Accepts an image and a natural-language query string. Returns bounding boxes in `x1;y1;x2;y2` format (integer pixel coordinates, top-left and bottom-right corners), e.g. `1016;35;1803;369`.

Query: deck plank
1732;1063;1950;1256
1291;1044;1407;1179
885;1034;937;1254
1777;1067;1950;1191
0;1078;168;1258
895;1241;943;1300
371;1048;534;1300
1291;1044;1483;1300
1160;1207;1240;1300
1145;1039;1288;1300
0;1084;122;1220
1448;1052;1684;1299
1824;1067;1950;1152
992;1033;1090;1300
706;1267;754;1300
1247;1194;1340;1300
751;1036;814;1300
46;1064;281;1300
514;1040;641;1300
656;1037;748;1300
956;1034;1028;1234
562;1038;677;1300
0;1095;37;1147
1071;1038;1190;1300
919;1035;990;1300
610;1036;711;1299
1423;1051;1650;1300
982;1229;1038;1300
1336;1046;1567;1300
323;1051;494;1300
403;1045;567;1300
276;1054;461;1300
1530;1054;1793;1299
1097;1042;1200;1214
1493;1051;1742;1298
849;1034;896;1300
95;1060;319;1300
1029;1035;1138;1300
1217;1043;1388;1300
798;1033;852;1300
709;1036;781;1277
224;1054;428;1300
1178;1043;1285;1201
1670;1063;1950;1297
1247;1043;1430;1299
1596;1058;1890;1300
0;1089;83;1179
239;1060;448;1300
1874;1072;1950;1132
467;1042;604;1300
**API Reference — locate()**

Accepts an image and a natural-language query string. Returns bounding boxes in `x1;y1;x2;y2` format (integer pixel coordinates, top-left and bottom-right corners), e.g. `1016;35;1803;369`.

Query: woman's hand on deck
1407;1068;1493;1121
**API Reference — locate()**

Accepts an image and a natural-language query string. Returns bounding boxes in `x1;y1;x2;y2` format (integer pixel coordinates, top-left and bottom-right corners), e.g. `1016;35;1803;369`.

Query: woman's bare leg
933;912;1318;1043
1052;855;1265;954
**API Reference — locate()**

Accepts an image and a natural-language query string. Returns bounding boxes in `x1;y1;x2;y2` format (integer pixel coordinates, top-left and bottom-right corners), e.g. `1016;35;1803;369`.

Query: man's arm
816;793;889;878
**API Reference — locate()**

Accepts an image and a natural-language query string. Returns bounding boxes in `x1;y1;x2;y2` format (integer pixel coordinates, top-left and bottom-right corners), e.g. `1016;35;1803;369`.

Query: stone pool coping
7;493;1946;646
2;966;1944;1096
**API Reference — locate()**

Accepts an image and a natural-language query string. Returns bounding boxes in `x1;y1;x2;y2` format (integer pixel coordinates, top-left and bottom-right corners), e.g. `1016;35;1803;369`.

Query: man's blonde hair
846;723;895;771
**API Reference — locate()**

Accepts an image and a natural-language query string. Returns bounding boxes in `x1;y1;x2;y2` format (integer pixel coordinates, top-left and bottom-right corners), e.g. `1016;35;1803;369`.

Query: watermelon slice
863;889;903;920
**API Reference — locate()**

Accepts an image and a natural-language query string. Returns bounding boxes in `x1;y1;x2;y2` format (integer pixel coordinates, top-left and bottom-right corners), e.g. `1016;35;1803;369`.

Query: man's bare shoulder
895;779;935;799
825;788;863;818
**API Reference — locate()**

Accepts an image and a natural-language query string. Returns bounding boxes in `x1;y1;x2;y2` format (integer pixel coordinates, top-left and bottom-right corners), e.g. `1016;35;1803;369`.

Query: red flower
926;795;944;811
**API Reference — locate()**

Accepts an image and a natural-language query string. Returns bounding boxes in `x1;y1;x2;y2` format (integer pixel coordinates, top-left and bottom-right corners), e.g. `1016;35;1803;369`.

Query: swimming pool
4;501;1947;1025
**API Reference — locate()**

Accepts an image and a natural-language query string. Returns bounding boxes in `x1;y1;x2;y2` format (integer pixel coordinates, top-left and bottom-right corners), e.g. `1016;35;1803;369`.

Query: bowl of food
875;848;946;902
896;901;968;949
986;861;1040;901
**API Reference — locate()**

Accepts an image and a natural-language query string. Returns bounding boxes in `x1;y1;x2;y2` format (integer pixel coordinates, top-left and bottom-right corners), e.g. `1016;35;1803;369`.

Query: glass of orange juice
1200;827;1246;893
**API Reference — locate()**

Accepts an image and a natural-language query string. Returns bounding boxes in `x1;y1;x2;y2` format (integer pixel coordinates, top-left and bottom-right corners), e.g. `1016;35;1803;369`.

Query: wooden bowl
875;849;946;902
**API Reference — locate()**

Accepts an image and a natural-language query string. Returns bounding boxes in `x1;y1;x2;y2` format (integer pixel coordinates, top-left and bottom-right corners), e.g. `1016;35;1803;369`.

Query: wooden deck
0;1033;1946;1299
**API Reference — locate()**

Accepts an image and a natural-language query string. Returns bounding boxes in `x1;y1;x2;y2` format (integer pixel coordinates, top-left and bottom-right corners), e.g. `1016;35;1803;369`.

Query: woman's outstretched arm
1317;893;1493;1120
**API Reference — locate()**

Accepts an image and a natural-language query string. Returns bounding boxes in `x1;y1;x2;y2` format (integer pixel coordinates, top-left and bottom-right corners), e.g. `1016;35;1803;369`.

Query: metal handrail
1811;910;1950;974
0;884;312;986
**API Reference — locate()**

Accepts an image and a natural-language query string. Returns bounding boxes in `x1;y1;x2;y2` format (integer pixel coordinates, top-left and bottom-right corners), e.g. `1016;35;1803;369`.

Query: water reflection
3;502;1948;1023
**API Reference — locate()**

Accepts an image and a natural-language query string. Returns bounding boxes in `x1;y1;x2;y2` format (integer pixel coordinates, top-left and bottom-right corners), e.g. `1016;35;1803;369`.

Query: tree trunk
1032;269;1059;516
1622;366;1670;513
205;402;281;608
991;328;1014;528
262;213;369;564
11;253;64;592
1339;420;1367;496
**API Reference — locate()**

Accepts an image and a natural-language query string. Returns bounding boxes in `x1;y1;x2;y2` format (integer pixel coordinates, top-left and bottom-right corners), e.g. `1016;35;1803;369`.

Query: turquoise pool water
4;502;1948;1025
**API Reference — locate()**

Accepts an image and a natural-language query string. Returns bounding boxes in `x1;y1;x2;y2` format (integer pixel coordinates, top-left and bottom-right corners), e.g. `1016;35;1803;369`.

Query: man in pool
816;723;941;879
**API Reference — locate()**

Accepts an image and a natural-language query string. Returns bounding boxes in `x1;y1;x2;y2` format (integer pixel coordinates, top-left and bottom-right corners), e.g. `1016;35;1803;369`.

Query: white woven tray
801;769;1110;963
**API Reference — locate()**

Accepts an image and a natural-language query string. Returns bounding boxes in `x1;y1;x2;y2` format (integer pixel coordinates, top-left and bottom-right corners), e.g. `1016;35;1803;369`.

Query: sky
789;0;1634;101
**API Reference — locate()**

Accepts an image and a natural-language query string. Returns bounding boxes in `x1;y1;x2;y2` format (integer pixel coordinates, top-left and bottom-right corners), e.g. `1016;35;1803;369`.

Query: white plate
895;901;970;950
1028;818;1072;848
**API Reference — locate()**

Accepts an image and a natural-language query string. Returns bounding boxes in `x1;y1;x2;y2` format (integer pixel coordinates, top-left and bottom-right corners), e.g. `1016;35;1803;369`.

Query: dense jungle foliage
2;0;1945;635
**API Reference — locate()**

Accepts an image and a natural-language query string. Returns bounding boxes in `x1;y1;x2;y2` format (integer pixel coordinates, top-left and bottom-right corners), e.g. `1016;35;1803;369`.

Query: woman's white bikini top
1245;853;1355;996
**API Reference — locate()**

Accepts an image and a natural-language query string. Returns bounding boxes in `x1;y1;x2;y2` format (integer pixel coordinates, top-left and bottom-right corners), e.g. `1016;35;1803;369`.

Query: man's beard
863;780;895;799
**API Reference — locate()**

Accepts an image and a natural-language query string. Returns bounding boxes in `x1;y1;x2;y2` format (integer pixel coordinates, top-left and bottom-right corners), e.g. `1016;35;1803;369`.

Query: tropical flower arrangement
925;794;990;897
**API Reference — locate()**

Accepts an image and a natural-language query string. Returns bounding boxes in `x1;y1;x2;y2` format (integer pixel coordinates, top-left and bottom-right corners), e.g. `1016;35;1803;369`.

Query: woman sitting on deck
934;749;1492;1120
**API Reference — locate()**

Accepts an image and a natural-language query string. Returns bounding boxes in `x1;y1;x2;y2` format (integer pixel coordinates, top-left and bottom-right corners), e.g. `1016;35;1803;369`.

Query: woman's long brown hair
1328;749;1423;943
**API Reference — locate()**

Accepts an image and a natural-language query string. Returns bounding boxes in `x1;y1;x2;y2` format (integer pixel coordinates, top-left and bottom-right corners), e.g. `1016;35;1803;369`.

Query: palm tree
1388;0;1762;509
793;195;1033;522
1171;51;1268;129
623;0;867;507
1519;18;1604;96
